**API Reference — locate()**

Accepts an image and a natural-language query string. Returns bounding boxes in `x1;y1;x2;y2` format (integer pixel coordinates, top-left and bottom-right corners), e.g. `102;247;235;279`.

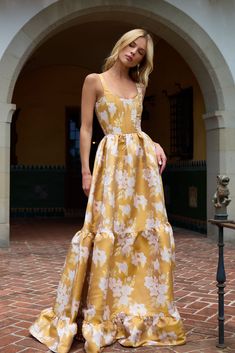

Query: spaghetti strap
136;82;143;101
98;73;109;93
98;73;140;100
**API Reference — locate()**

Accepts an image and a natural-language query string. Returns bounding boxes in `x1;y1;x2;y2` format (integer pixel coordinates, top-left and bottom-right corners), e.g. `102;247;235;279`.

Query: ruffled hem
29;308;186;353
29;225;184;353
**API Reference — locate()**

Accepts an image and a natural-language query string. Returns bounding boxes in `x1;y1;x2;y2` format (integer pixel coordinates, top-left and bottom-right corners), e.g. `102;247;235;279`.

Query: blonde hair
103;29;154;87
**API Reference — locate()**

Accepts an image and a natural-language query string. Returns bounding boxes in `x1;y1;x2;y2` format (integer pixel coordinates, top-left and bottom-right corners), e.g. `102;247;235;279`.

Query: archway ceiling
20;20;161;75
4;5;234;112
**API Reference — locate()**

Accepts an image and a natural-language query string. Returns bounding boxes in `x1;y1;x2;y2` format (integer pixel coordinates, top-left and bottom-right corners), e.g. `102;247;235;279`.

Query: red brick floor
0;219;235;353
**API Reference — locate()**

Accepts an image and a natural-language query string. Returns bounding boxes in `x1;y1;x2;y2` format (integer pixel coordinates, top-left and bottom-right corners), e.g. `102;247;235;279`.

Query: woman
29;28;186;353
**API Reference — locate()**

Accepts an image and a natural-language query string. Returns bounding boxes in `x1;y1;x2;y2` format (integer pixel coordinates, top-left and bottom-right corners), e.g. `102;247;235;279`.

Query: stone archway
1;0;235;246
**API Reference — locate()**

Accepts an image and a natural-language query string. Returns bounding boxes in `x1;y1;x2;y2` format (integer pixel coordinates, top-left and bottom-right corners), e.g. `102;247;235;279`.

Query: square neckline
98;73;139;101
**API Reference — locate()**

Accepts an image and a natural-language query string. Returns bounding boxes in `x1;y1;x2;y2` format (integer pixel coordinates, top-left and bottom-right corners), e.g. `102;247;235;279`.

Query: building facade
1;0;235;246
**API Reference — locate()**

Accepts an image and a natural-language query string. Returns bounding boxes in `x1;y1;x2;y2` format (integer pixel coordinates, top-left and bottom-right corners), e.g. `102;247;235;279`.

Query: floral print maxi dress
29;74;186;353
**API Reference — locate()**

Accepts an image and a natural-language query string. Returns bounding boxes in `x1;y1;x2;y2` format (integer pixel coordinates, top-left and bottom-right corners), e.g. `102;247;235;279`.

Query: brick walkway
0;219;235;353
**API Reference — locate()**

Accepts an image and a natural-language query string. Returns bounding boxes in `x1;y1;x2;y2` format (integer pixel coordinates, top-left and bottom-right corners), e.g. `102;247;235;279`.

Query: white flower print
93;247;107;266
103;332;114;345
109;277;133;306
103;170;113;187
72;242;89;263
149;153;157;165
125;177;135;198
91;327;102;346
93;200;106;216
127;327;142;344
117;262;128;274
29;322;46;342
115;170;135;198
99;110;109;124
125;134;134;146
113;219;125;234
152;312;165;325
108;192;115;207
157;291;167;306
108;102;117;116
144;276;168;306
146;217;155;229
95;146;104;166
168;302;181;320
160;246;172;262
83;304;96;320
121;98;133;106
68;270;75;282
96;96;106;105
124;154;133;166
115;232;135;256
134;194;147;209
84;211;92;223
56;317;77;338
135;145;144;157
113;126;122;134
141;230;159;253
131;108;137;119
131;252;147;267
153;201;164;213
56;282;70;314
159;330;177;342
120;204;131;215
71;299;80;318
153;259;160;271
110;143;118;156
109;277;122;296
99;277;108;293
145;217;162;230
143;168;160;188
144;276;158;297
129;303;147;316
106;135;118;156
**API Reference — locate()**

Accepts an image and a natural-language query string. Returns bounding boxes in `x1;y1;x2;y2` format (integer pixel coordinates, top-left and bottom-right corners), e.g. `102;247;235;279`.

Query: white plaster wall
0;0;235;244
166;0;235;83
0;0;57;61
0;0;235;89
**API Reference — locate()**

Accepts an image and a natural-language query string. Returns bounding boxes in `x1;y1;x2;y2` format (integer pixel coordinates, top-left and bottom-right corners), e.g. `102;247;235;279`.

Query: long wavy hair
103;29;154;87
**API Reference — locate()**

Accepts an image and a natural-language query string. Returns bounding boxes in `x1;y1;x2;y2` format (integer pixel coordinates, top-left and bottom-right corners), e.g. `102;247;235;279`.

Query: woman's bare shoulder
83;73;101;85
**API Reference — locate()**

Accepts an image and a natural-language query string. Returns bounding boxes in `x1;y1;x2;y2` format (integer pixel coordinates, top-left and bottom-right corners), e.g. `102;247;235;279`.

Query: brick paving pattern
0;219;235;353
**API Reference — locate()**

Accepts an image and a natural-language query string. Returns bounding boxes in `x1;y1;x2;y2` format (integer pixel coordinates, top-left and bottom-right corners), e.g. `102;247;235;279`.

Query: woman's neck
108;60;130;80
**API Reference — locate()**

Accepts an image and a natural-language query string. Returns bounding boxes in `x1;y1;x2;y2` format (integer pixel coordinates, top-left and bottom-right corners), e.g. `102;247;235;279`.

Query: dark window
169;87;193;159
66;107;81;169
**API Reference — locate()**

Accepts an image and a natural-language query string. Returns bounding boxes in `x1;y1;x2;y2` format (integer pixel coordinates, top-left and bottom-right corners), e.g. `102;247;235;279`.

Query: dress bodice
95;74;143;135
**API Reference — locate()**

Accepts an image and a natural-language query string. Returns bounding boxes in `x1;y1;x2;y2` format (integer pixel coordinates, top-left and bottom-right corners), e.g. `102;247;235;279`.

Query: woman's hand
82;172;92;197
154;142;167;175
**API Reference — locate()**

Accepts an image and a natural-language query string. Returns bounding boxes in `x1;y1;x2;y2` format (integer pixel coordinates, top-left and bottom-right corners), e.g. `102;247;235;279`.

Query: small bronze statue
213;175;231;208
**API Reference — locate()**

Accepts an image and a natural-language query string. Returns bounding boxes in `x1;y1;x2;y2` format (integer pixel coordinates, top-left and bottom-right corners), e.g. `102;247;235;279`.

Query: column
204;110;235;242
0;103;16;247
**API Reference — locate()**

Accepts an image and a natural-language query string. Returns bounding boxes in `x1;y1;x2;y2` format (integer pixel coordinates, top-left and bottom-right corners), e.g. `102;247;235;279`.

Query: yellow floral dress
29;74;186;353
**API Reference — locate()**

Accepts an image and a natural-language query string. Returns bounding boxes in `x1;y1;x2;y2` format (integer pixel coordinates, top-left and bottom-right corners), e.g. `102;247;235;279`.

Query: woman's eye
129;42;135;47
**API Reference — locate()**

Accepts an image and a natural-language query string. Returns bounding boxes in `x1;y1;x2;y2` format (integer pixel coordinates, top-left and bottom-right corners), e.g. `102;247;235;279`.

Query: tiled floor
0;219;235;353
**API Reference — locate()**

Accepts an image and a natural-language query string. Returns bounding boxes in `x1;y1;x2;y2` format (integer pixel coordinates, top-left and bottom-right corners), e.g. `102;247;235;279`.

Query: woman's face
118;36;147;68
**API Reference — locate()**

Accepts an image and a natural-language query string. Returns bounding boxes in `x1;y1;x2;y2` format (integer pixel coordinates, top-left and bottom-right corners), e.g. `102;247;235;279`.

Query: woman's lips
125;55;133;62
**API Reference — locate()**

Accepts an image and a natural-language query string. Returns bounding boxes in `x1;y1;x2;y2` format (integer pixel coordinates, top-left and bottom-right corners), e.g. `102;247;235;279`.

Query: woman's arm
154;142;167;175
80;74;97;196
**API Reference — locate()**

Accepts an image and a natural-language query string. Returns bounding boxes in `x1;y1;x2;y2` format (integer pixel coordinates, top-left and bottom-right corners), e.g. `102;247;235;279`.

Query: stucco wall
1;0;235;84
166;0;235;82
